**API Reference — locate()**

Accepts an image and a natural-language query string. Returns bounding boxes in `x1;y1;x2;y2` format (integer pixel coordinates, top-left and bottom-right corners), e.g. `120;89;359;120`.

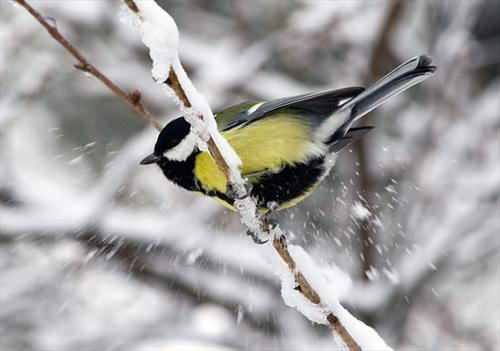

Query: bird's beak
140;153;161;165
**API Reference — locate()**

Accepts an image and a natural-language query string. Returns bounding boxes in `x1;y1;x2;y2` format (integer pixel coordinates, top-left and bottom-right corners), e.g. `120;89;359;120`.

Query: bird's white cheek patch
163;133;197;161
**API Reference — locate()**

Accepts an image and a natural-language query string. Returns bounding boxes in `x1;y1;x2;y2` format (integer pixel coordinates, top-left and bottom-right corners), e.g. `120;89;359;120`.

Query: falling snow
351;201;371;220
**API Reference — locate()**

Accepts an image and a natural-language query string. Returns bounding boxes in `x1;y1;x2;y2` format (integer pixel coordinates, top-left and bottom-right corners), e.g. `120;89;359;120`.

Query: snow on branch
120;1;391;350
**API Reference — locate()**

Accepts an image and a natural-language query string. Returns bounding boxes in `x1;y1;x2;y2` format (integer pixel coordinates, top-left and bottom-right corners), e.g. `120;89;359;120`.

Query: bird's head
140;117;196;165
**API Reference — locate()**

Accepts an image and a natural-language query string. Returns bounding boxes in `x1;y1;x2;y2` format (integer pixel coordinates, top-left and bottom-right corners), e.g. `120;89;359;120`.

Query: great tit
141;56;436;212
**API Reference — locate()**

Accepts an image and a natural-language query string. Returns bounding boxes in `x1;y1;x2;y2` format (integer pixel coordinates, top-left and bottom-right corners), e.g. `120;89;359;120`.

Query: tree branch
14;0;162;132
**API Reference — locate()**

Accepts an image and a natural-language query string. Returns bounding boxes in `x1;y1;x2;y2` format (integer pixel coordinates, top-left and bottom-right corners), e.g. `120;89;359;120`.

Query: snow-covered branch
120;1;391;349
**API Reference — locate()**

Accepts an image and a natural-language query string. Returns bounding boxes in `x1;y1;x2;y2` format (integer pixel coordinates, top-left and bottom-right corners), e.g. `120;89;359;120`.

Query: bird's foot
226;182;253;200
246;213;281;244
246;229;269;244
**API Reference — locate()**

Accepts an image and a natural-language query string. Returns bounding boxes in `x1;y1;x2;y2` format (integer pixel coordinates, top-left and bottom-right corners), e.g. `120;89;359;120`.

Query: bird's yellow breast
194;113;319;196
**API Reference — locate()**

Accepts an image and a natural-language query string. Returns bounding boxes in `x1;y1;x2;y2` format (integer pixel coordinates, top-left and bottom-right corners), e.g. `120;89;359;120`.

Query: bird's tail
322;55;436;145
345;55;436;122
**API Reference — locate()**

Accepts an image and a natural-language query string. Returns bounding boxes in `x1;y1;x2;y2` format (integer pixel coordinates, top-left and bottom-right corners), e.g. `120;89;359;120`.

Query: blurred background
1;1;499;350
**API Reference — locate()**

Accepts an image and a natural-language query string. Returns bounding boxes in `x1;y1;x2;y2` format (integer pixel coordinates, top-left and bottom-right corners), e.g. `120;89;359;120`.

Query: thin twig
122;1;361;349
14;0;162;132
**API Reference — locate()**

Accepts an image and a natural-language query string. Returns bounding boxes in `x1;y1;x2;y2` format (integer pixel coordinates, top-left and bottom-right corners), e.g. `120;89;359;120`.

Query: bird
141;55;436;218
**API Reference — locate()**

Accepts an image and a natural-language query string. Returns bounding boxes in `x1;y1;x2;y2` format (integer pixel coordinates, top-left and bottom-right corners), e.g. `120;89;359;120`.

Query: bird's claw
246;229;269;244
246;217;279;244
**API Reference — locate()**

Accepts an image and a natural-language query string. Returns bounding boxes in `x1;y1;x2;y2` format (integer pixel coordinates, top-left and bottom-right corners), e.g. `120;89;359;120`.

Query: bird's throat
158;151;199;191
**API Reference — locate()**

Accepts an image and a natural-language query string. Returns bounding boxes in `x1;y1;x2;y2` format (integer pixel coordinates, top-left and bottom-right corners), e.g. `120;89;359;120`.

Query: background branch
15;0;162;132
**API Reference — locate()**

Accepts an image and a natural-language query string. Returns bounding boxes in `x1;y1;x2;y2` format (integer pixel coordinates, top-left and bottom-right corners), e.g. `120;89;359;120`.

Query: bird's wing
218;87;365;131
215;101;260;131
194;112;322;194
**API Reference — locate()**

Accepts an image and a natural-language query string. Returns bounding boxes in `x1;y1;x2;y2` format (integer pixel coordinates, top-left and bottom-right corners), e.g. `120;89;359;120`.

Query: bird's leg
226;182;253;200
264;215;278;229
264;201;280;224
263;214;279;241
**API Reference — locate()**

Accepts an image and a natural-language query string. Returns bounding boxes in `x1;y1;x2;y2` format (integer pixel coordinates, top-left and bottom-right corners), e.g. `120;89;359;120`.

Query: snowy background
1;1;499;350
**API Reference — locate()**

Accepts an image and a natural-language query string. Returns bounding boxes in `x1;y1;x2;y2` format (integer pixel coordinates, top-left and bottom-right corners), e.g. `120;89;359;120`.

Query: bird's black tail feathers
344;55;436;122
325;55;436;150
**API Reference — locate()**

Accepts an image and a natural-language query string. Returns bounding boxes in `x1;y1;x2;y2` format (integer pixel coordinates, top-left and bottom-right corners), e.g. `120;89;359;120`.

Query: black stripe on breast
250;157;325;209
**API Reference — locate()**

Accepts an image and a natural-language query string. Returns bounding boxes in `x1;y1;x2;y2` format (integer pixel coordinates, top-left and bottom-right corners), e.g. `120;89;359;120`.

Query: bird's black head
140;117;195;165
154;117;191;154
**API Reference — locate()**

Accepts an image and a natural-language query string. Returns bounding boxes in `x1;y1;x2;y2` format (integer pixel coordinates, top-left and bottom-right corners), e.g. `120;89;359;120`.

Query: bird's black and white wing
220;87;365;131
